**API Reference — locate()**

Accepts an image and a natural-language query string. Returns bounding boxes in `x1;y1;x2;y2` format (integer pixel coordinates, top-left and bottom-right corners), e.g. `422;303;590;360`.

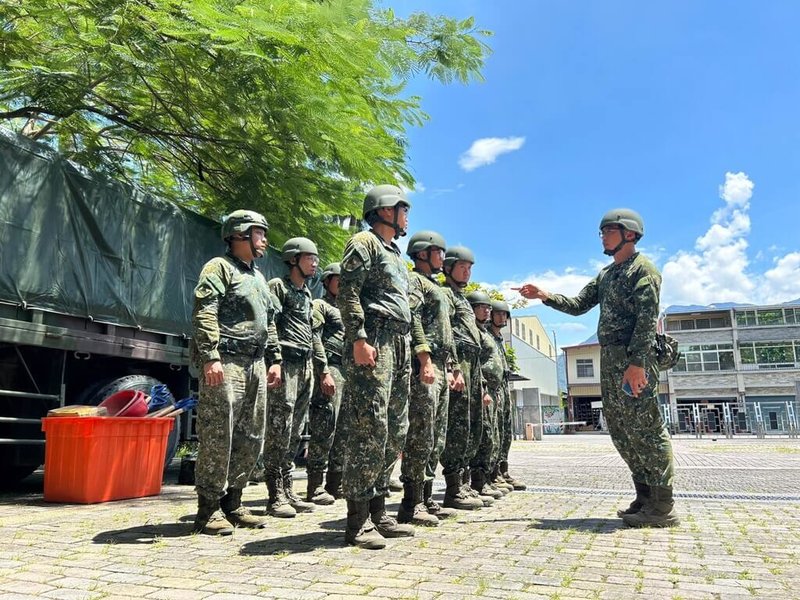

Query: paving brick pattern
1;435;799;599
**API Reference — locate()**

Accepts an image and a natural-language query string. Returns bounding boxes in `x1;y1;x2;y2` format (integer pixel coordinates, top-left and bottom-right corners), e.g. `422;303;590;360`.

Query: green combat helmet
491;299;511;316
321;263;341;282
221;210;269;241
443;245;475;287
406;230;446;257
599;208;644;256
281;237;319;279
491;299;511;329
281;237;318;263
466;290;492;307
363;184;411;239
443;246;475;268
407;230;446;274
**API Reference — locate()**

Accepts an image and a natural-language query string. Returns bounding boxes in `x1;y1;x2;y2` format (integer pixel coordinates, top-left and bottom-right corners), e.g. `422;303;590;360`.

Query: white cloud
661;172;800;306
477;268;594;307
458;136;525;171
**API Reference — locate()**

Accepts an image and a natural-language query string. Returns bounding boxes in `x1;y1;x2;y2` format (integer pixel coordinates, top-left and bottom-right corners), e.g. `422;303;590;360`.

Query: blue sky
391;1;800;350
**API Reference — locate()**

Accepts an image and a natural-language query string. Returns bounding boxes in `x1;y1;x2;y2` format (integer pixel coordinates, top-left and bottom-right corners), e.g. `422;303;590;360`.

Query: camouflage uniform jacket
441;285;483;358
408;269;457;364
338;230;411;342
544;252;661;367
269;275;329;374
312;294;345;367
480;326;509;389
191;250;281;365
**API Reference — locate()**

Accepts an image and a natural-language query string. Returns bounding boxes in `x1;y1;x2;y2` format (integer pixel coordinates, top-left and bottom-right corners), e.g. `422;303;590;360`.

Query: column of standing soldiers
190;187;679;543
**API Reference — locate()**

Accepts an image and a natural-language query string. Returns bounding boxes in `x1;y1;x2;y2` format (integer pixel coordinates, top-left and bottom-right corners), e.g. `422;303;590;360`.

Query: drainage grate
519;486;800;503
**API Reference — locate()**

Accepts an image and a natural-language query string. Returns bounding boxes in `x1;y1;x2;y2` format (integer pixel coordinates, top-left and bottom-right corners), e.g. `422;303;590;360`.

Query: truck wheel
80;375;182;471
0;464;38;488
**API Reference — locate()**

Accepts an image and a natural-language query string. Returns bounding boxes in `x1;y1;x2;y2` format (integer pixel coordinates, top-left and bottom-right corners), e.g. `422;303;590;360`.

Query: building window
576;358;594;378
736;308;800;327
738;340;799;369
666;315;730;330
674;343;735;372
536;334;541;349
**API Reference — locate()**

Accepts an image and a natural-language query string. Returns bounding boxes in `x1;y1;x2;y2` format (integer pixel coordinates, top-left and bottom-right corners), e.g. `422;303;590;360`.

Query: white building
502;315;561;436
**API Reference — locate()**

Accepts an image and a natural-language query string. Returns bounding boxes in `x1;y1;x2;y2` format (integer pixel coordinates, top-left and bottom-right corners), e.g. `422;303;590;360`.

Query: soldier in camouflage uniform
489;300;526;491
397;231;459;526
439;247;491;510
338;184;415;549
306;262;346;505
467;290;506;501
516;208;678;528
263;237;333;518
191;210;282;535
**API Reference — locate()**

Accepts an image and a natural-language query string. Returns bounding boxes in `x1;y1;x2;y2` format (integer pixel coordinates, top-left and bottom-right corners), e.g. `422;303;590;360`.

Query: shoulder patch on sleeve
342;240;371;273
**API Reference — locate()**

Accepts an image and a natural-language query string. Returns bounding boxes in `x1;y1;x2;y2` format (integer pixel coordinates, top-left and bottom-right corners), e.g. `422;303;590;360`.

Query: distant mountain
664;302;753;314
665;298;800;314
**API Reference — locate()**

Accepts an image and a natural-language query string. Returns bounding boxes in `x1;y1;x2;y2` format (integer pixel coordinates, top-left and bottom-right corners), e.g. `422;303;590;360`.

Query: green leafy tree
0;0;490;261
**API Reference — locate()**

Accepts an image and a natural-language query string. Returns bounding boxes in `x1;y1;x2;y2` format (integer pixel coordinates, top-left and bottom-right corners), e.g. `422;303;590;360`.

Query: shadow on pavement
316;517;347;530
93;522;191;544
528;517;626;533
240;530;344;555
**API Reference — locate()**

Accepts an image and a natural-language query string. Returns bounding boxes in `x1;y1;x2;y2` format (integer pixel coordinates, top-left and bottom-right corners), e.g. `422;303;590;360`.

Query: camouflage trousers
496;385;513;464
306;362;345;474
340;326;410;502
195;354;267;498
600;345;675;487
262;355;313;478
471;381;502;473
401;358;449;484
440;349;482;475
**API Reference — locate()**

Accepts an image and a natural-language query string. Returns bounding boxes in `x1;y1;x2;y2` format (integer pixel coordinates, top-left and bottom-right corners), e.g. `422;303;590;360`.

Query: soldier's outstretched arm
543;277;600;316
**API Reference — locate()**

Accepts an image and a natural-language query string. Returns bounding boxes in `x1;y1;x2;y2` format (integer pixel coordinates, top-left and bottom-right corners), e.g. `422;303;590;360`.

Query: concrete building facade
502;315;561;437
662;301;800;435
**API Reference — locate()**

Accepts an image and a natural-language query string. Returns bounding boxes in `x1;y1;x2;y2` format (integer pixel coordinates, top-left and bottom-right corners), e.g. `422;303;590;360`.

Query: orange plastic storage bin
41;416;174;503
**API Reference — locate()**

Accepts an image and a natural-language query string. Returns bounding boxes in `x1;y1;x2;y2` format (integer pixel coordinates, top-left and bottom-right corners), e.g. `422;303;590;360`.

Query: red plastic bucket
98;390;149;417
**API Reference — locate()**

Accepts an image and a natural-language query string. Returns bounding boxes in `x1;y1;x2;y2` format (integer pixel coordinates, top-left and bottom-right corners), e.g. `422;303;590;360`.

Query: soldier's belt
217;336;265;359
281;345;312;361
364;316;411;336
326;353;343;366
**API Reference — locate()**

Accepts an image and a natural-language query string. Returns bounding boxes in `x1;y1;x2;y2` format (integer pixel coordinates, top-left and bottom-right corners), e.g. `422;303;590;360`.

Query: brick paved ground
1;434;799;600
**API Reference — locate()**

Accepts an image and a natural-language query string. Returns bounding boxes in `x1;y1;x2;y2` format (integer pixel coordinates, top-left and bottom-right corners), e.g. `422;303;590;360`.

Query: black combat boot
266;475;296;518
442;471;482;510
370;495;414;537
283;471;315;513
325;470;343;499
220;488;267;528
491;465;514;493
461;468;493;506
345;499;386;549
622;486;680;528
193;494;234;536
617;479;651;518
306;470;335;505
397;481;440;526
500;460;527;490
423;479;458;519
471;468;503;500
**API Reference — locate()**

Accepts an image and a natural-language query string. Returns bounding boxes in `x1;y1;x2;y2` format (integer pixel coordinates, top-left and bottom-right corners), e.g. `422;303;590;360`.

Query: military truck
0;129;293;484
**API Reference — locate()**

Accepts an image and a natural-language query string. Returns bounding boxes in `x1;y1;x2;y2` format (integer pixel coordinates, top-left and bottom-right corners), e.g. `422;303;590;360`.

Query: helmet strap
444;266;468;288
374;206;406;239
603;230;633;257
491;314;507;329
415;250;441;275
